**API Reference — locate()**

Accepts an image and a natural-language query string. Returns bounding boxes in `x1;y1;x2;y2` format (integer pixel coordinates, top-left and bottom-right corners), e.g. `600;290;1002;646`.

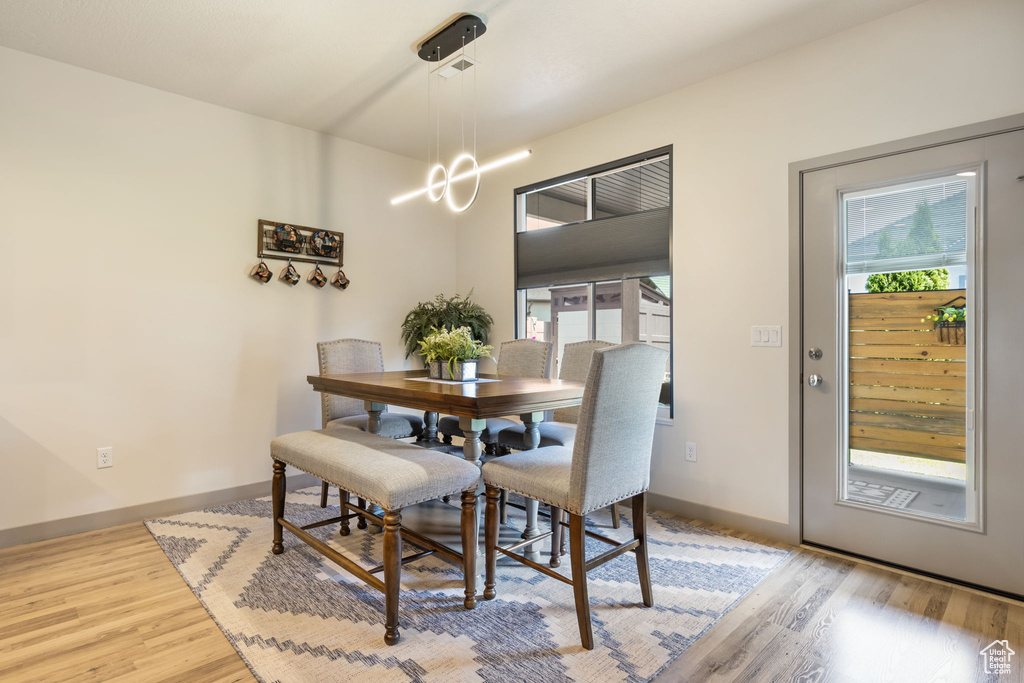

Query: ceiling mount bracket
418;14;486;62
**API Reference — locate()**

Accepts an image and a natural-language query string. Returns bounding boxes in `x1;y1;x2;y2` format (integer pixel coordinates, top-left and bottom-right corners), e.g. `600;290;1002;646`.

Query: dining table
307;369;586;560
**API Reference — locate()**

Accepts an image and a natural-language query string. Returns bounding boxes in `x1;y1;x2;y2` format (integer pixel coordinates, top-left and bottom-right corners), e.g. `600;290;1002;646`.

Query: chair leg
484;485;500;600
550;506;564;568
461;490;478;609
632;493;654;608
271;461;286;555
338;489;350;536
610;501;621;529
499;489;509;525
357;498;368;529
383;509;403;645
569;513;594;650
442;433;453;445
319;480;329;508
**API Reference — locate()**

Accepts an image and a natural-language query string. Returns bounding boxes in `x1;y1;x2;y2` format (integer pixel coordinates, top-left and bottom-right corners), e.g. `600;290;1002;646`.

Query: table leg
362;400;389;533
420;411;439;442
457;417;487;468
519;411;546;562
363;401;387;435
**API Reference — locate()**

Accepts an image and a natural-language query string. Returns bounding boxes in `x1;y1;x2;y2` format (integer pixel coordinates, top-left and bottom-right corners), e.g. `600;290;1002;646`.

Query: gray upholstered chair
481;342;669;650
497;340;614;449
317;339;423;514
497;340;619;533
436;338;553;450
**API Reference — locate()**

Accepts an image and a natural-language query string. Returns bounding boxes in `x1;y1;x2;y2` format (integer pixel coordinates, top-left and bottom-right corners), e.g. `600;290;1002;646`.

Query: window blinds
515;207;671;289
845;178;968;275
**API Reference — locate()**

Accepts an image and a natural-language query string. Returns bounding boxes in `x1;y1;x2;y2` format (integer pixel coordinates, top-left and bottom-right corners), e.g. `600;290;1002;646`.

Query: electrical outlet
97;447;113;469
685;442;697;462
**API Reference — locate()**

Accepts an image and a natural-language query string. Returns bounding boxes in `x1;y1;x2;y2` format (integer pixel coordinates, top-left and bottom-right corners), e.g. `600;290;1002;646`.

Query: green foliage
417;326;493;376
902;203;943;256
865;269;949;293
400;291;493;362
876;227;896;258
924;306;966;324
876;201;944;260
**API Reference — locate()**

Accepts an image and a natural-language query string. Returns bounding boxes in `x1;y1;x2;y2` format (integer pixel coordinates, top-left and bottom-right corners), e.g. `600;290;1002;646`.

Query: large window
514;148;673;416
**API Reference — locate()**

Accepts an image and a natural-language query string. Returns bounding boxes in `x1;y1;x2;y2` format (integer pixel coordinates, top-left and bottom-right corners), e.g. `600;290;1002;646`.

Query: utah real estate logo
980;640;1015;675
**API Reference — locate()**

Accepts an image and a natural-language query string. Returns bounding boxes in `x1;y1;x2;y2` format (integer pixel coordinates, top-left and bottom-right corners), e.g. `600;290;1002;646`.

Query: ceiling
0;0;927;161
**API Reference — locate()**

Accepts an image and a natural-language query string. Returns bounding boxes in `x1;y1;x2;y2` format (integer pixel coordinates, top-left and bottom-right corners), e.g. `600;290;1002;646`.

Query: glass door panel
840;174;977;523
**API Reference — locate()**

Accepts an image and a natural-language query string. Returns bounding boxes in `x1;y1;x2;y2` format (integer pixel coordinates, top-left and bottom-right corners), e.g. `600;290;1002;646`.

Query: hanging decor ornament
391;14;530;212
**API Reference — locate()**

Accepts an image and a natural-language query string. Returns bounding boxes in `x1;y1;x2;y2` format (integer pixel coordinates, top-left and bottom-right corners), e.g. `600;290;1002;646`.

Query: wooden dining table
307;369;586;466
306;369;586;560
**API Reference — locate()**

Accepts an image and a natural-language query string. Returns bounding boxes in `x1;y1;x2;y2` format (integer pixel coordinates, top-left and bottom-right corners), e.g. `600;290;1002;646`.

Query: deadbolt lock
808;347;823;360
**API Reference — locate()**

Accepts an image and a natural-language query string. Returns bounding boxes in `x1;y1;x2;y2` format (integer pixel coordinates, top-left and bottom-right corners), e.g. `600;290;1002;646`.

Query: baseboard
647;493;797;545
0;473;320;549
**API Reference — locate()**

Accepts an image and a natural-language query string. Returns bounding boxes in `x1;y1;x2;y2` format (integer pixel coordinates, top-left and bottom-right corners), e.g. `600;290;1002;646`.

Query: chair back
495;339;553;379
554;340;615;424
568;343;669;515
317;339;384;426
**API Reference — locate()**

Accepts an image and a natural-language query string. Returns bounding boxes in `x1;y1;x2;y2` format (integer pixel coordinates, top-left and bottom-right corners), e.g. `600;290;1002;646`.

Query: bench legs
272;461;478;646
483;485;500;600
271;461;285;555
461;490;478;609
382;509;403;645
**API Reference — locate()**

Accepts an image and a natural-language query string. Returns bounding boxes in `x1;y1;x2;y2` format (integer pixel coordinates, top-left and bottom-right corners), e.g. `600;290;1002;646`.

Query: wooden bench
270;425;481;645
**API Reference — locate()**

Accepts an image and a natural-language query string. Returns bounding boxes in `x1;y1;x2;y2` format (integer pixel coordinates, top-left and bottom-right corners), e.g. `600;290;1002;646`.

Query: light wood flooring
1;518;1021;682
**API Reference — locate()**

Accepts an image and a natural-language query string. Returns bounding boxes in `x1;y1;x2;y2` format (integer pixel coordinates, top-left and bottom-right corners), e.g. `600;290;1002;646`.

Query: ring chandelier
390;14;530;213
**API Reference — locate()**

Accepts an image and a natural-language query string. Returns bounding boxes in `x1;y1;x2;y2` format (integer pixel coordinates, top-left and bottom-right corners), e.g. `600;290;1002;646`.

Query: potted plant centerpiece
400;292;493;365
417;326;493;381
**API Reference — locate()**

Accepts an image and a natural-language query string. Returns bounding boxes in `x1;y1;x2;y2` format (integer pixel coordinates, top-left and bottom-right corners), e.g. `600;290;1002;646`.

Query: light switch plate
751;325;782;347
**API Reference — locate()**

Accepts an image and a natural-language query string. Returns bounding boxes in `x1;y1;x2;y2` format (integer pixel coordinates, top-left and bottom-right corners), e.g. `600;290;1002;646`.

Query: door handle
807;374;823;387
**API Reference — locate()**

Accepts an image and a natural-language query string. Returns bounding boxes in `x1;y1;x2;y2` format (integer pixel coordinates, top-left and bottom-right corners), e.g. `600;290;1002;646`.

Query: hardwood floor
0;523;253;683
1;519;1020;682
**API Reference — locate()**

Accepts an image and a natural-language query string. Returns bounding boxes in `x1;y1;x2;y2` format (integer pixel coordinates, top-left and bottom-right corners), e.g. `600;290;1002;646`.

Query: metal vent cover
435;55;477;79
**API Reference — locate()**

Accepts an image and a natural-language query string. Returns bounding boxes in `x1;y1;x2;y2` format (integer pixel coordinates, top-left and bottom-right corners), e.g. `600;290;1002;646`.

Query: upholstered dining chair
496;340;620;533
436;338;553;450
317;339;423;517
481;342;669;650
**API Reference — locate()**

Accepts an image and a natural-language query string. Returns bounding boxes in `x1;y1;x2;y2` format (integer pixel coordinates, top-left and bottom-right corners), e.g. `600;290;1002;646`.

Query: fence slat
848;358;967;376
849;411;965;435
849;317;933;330
849;436;966;463
850;330;951;345
850;371;966;391
849;344;966;361
850;384;966;405
849;397;965;419
850;424;965;449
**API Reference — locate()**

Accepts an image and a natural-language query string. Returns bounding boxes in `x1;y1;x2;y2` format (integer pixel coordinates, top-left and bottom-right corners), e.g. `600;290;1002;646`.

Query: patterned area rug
146;487;789;682
847;480;920;509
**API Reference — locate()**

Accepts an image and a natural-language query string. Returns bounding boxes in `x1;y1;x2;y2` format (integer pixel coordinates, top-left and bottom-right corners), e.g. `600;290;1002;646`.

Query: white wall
455;0;1024;524
0;47;456;531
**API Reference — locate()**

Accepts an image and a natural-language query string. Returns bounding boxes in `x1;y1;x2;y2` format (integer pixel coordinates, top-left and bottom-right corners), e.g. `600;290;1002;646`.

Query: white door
801;127;1024;596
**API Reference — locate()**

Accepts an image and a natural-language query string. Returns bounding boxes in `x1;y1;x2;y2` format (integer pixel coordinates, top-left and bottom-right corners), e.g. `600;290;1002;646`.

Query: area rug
146;487;789;682
847;480;920;509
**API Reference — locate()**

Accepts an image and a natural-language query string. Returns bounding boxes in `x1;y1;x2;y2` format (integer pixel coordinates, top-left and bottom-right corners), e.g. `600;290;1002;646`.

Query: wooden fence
848;289;966;463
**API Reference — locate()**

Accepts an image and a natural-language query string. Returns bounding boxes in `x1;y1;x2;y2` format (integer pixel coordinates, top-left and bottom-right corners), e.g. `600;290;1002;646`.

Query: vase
441;359;479;382
427;361;442;379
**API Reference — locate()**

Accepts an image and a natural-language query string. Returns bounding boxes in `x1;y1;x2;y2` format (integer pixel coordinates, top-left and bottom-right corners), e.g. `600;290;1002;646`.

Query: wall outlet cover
97;447;113;469
685;442;697;462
